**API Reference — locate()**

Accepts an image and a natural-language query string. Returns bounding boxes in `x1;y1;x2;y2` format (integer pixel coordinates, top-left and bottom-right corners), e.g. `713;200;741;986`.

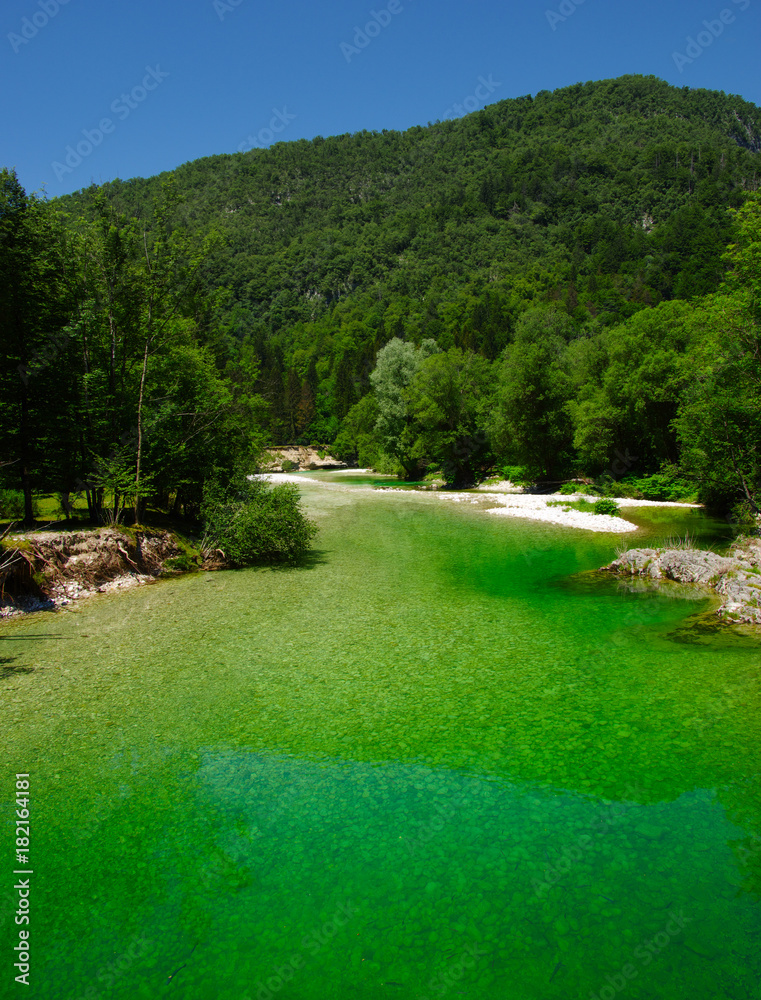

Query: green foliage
730;501;760;534
370;337;439;477
407;347;493;485
491;308;575;479
201;477;318;566
593;497;621;516
675;283;761;512
0;489;25;520
3;80;761;516
164;552;200;572
0;490;41;521
499;465;532;486
559;483;580;495
280;459;297;472
547;498;596;512
54;76;761;456
332;394;392;470
614;471;697;502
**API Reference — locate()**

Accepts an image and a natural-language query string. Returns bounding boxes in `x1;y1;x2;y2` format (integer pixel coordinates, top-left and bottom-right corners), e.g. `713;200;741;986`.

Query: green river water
1;476;760;1000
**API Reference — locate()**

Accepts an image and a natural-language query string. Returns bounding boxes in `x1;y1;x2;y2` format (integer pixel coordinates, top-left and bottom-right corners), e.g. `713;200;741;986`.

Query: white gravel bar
254;474;701;534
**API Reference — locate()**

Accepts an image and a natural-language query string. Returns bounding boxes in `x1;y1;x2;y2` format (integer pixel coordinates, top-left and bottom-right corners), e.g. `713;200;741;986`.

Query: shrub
730;500;760;535
500;465;532;486
0;490;40;521
0;489;25;520
616;471;697;503
202;477;318;566
281;459;297;472
594;497;620;516
548;498;597;513
559;483;578;495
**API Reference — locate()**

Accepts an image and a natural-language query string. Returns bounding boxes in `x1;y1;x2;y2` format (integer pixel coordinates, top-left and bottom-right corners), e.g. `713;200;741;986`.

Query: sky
3;0;760;199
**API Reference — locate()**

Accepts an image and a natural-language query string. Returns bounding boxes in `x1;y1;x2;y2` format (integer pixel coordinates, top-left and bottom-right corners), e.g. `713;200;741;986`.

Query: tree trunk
20;381;34;528
135;338;150;527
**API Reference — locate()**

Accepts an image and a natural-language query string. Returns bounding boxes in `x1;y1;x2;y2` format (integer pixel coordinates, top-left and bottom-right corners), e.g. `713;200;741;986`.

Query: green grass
547;497;621;516
547;498;597;513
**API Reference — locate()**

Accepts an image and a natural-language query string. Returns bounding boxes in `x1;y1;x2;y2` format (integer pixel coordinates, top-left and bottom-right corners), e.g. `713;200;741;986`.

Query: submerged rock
601;537;761;625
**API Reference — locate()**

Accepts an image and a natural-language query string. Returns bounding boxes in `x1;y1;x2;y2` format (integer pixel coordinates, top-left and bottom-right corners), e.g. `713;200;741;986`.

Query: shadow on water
1;661;36;679
0;633;67;640
294;548;331;570
0;650;39;678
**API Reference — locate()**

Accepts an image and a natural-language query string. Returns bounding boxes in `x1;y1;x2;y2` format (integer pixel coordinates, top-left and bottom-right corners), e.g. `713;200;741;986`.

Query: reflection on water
1;486;759;999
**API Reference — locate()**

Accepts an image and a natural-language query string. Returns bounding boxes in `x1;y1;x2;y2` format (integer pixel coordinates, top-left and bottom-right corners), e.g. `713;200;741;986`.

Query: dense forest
1;74;760;527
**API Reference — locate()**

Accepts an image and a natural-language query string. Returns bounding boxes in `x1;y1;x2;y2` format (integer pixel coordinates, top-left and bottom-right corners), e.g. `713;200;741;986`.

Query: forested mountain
2;75;760;525
58;75;761;440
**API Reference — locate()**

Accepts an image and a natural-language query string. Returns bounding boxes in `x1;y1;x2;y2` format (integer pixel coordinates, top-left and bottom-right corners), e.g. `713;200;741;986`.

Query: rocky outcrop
0;528;194;617
261;446;347;472
601;536;761;625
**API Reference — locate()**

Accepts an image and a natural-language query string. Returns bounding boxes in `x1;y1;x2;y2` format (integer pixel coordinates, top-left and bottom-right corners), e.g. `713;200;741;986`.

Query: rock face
261;446;347;472
601;537;761;625
0;528;189;617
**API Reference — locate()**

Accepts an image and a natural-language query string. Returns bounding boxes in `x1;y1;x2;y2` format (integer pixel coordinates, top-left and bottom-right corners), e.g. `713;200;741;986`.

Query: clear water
1;483;759;1000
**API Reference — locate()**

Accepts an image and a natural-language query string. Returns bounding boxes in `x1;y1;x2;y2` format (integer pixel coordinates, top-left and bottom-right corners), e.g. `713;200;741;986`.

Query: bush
0;490;40;521
500;465;532;486
559;483;579;495
547;498;596;512
730;500;760;535
615;471;697;503
281;459;297;472
202;477;318;566
594;497;620;516
0;489;25;520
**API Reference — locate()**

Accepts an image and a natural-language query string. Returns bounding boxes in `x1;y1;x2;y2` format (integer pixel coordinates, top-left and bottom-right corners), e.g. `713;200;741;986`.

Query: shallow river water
1;478;760;1000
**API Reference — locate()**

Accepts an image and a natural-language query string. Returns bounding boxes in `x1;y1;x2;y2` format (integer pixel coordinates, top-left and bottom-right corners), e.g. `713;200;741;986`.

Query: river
1;477;759;999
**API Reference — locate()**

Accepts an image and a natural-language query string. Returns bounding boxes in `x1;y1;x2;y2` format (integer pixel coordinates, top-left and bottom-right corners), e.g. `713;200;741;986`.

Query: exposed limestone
601;536;761;625
261;446;347;472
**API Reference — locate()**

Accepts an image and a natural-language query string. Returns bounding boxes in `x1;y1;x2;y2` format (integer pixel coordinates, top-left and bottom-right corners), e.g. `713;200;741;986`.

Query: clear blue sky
3;0;760;199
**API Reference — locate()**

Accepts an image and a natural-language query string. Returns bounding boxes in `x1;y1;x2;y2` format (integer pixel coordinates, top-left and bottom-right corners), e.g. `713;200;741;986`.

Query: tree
369;337;439;477
407;348;493;485
675;198;761;514
491;309;575;480
332;394;383;468
568;300;698;473
131;179;223;521
0;170;76;525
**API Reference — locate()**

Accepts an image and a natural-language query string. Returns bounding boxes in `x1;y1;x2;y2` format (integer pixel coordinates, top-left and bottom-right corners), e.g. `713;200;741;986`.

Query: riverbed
1;477;759;999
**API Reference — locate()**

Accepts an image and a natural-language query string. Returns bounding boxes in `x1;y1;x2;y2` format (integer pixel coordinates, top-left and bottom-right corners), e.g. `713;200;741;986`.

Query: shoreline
0;527;195;621
602;537;761;625
259;472;701;534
